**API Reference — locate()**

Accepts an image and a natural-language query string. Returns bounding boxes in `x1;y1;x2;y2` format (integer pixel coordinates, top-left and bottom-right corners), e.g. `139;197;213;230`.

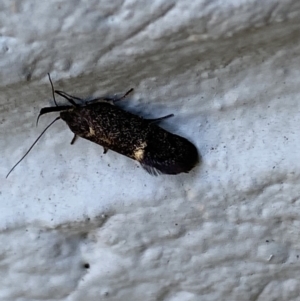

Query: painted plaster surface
1;1;300;300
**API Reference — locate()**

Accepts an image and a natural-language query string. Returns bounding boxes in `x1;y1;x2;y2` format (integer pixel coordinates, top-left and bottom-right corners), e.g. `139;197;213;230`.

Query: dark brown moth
6;74;199;178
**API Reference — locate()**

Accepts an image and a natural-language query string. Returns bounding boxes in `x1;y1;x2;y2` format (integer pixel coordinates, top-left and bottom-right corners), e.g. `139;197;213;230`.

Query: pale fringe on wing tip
140;163;161;176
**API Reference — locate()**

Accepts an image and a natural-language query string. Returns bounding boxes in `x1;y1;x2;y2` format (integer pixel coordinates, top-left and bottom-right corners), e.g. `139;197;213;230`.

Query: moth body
60;102;199;175
6;76;199;178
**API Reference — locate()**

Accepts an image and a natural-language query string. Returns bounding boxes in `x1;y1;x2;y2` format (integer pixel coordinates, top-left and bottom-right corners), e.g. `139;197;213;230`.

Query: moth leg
103;147;109;154
86;88;134;105
145;114;174;124
55;90;83;102
85;97;113;105
70;134;78;145
55;90;80;107
113;88;134;103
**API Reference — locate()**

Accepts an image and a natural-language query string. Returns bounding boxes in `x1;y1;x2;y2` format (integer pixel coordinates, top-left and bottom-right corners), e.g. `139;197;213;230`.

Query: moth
6;74;199;177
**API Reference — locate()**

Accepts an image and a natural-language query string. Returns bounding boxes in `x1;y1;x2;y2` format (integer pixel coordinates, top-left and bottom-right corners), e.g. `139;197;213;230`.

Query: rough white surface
1;0;300;300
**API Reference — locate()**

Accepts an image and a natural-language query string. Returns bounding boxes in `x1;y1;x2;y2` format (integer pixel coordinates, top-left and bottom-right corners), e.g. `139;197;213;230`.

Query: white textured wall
1;1;300;300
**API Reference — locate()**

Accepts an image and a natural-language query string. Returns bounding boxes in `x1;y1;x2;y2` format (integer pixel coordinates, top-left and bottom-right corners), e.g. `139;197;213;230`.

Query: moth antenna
48;73;58;107
6;117;61;178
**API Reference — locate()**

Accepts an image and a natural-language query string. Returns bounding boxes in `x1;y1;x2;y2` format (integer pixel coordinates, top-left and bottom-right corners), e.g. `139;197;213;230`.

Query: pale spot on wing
134;142;147;161
87;127;95;137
